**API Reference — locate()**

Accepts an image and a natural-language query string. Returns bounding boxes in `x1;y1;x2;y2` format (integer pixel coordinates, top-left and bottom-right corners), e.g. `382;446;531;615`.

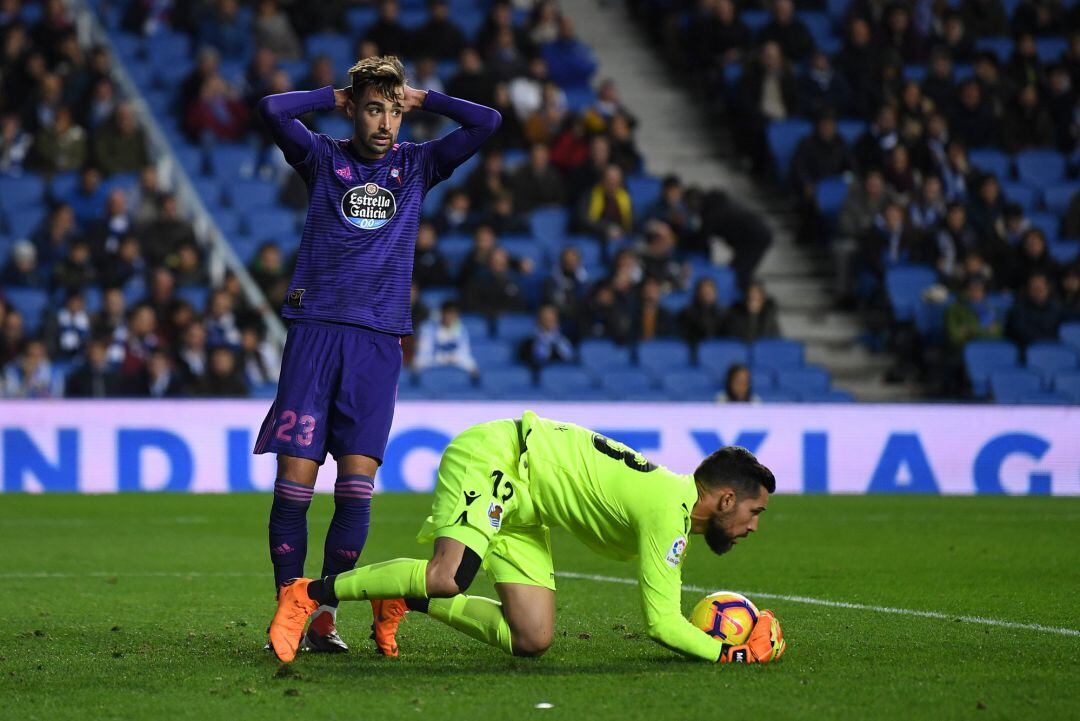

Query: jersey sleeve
635;510;725;662
256;86;335;179
418;91;501;187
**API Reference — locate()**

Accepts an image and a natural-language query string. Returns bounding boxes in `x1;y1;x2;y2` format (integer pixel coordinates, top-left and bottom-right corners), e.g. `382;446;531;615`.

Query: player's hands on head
334;88;351;113
401;85;427;112
718;609;786;664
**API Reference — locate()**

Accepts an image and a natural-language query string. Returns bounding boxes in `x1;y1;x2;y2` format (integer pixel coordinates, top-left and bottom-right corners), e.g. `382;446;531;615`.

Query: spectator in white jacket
414;300;478;376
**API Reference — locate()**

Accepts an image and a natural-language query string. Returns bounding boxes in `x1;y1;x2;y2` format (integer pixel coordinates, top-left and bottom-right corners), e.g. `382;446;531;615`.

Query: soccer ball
690;591;759;645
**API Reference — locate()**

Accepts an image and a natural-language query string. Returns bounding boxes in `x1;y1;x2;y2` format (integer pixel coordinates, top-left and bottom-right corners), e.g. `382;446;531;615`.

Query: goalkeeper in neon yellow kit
268;411;786;664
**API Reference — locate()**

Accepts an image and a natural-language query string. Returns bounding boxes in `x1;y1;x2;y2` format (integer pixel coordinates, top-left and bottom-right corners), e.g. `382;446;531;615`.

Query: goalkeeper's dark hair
694;446;776;497
348;55;406;103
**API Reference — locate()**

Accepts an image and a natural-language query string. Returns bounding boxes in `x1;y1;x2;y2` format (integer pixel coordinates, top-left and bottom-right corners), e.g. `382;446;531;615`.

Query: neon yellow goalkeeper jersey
518;411;723;662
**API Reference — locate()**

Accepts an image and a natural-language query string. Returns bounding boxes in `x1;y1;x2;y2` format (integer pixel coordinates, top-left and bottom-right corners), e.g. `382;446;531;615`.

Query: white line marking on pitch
2;569;1076;639
558;571;1080;639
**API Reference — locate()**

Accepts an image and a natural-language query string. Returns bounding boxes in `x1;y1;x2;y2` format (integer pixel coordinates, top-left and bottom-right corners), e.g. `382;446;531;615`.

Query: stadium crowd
0;0;281;399
2;0;785;400
634;0;1080;397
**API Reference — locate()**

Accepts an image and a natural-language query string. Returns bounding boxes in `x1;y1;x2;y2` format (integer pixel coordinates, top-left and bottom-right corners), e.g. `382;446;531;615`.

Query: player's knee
511;630;552;658
426;548;480;597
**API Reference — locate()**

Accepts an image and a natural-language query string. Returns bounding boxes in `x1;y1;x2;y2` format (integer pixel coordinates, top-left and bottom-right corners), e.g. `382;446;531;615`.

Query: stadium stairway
563;0;906;401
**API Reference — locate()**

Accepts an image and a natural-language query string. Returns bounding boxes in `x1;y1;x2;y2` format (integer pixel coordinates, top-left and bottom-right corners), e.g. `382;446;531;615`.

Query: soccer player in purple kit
253;56;500;652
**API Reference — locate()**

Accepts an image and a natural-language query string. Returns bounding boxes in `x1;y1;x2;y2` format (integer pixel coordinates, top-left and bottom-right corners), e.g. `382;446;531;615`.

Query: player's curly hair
694;446;776;498
348;55;406;103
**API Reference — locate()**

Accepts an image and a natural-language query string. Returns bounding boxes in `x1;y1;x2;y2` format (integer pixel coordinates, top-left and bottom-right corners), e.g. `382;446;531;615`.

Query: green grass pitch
1;494;1078;721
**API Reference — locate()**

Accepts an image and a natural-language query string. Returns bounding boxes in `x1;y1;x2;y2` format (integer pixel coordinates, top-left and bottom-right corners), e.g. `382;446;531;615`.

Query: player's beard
704;512;737;556
353;117;394;158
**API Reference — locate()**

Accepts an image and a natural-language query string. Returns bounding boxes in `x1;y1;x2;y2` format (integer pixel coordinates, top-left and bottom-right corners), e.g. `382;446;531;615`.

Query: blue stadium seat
776;365;831;394
538;366;596;398
885;265;937;322
741;9;770;32
1050;240;1080;264
461;313;491;340
209;143;257;179
836;119;866;145
176;286;209;312
1035;37;1068;63
479;367;534;398
1043;182;1080;215
46;172;79;203
599;369;655;399
968;149;1012;180
757;389;799;402
417;367;476;396
438;234;473;276
800;11;833;49
564;86;597;114
815;176;849;222
304;33;353;69
1016;150;1066;188
964;339;1020;397
4;206;45;238
766;120;813;181
800;389;855;403
1061;322;1080;354
999;182;1038;212
229;235;263;264
122;275;147;306
471;340;514;369
529;207;569;246
697;339;749;379
0;175;46;210
1026;342;1078;387
501;236;546;268
974;36;1013;62
3;287;48;335
660;370;717;400
1053;369;1080;402
420;286;458;312
227;179;280;210
398;7;428;30
579;339;632;372
914;295;950;341
751;339;804;370
495;313;536;344
659;290;691;314
625;175;663;217
345;5;379;34
638;339;692;373
1028;212;1061;241
193;178;224;209
902;64;926;83
438;385;489;401
750;366;776;391
1016;391;1068;405
244;208;298;239
81;285;103;315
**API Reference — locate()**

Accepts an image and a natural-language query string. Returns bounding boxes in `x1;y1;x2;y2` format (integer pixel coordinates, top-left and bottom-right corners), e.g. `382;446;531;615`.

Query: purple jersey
257;87;500;335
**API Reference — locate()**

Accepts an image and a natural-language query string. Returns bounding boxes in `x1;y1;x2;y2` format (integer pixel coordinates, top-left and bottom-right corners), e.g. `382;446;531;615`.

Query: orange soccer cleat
369;598;409;657
268;578;319;663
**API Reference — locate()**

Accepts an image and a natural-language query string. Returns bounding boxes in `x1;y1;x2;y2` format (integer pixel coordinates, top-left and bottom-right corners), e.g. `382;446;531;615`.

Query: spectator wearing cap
1;240;46;288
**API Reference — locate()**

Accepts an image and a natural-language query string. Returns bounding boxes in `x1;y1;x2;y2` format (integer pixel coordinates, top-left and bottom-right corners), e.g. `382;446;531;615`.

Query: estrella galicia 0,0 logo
341;183;397;230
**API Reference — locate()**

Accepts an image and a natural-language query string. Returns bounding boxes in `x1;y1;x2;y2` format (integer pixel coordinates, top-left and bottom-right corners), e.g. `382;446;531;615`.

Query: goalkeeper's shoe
268;578;319;663
370;598;409;657
301;608;349;653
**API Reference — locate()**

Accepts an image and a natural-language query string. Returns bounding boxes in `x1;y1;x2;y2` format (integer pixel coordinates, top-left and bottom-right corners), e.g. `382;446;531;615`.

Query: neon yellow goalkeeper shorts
416;418;555;591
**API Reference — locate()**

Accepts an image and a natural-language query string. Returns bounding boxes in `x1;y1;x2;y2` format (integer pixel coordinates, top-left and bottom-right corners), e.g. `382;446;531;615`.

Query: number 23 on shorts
276;410;317;448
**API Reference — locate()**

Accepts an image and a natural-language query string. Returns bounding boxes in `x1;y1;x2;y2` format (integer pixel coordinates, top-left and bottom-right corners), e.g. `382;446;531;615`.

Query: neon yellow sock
427;595;514;655
332;559;427;601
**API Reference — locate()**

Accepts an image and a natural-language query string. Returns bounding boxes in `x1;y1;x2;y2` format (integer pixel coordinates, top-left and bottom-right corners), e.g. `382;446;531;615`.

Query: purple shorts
254;320;402;465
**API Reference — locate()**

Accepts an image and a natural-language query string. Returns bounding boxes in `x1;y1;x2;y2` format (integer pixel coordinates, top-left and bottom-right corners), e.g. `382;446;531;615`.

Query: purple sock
320;475;374;592
268;478;315;590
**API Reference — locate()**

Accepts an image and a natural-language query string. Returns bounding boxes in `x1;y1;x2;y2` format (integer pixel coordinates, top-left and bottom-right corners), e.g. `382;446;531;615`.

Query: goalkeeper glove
718;609;786;664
